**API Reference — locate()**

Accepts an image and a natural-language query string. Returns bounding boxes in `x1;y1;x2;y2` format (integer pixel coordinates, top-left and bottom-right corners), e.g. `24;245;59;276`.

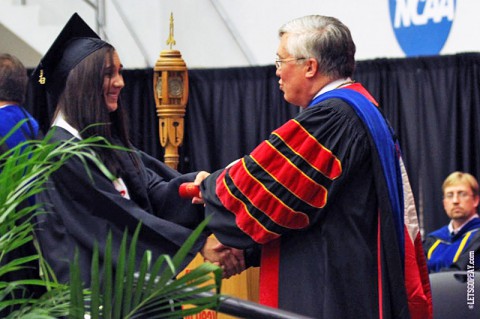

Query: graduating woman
29;13;241;284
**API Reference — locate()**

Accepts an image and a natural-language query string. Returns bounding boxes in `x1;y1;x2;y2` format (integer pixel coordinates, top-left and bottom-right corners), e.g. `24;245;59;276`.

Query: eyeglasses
275;57;306;69
443;191;474;200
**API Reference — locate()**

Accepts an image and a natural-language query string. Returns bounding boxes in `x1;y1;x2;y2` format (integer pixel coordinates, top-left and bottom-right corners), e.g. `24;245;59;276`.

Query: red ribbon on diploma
179;182;200;198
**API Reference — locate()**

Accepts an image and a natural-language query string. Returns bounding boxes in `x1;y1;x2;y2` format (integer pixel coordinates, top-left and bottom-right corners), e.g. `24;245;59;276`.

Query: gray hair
278;15;356;79
0;53;28;104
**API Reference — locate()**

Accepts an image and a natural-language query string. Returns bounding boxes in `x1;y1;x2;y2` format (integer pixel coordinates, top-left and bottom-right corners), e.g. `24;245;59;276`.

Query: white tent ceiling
1;0;478;69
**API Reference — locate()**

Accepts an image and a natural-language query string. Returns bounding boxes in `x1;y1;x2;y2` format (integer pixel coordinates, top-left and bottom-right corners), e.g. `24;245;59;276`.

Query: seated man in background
424;171;480;272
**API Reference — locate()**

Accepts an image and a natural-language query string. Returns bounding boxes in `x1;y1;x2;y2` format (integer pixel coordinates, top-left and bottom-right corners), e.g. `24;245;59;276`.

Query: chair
429;271;480;319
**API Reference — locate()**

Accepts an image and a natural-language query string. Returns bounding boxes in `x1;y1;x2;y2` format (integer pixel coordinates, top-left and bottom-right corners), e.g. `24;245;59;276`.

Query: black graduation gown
35;127;206;284
200;87;415;318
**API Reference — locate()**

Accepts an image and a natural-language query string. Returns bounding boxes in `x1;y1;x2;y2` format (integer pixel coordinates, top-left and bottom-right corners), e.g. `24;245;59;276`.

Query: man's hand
201;236;245;279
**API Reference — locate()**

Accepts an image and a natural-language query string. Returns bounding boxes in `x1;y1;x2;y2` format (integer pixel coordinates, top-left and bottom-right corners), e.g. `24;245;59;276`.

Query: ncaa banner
389;0;457;56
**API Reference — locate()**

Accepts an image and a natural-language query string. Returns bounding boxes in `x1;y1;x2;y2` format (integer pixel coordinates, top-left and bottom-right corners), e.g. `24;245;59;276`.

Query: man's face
443;183;479;222
275;34;309;107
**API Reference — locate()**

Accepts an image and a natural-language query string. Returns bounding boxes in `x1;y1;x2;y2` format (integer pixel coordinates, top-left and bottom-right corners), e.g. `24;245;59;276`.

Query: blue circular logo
388;0;456;56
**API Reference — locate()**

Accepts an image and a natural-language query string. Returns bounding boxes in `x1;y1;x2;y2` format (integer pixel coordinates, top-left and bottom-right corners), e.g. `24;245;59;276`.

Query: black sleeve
35;133;207;284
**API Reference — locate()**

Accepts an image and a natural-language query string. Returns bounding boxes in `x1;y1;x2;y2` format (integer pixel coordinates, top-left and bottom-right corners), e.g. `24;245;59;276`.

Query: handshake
200;235;246;279
179;182;245;279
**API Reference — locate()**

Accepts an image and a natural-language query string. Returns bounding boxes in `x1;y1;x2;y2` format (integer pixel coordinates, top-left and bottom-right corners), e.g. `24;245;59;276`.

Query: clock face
156;76;162;97
168;76;183;98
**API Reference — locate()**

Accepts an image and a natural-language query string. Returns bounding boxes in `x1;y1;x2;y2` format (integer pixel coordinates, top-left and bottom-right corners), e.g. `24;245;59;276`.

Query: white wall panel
1;0;478;68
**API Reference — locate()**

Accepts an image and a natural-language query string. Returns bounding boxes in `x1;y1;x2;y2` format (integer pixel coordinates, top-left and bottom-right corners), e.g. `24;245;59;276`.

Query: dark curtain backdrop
354;53;480;234
27;53;480;235
184;66;298;172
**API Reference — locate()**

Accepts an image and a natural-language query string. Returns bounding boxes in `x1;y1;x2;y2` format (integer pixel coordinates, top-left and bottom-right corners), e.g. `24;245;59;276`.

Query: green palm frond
1;122;223;318
69;216;222;319
4;286;72;319
0;122;129;317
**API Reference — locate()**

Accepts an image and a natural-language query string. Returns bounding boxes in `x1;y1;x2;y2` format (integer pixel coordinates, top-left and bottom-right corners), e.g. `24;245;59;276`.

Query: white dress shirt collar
448;214;479;235
312;77;353;101
52;112;83;140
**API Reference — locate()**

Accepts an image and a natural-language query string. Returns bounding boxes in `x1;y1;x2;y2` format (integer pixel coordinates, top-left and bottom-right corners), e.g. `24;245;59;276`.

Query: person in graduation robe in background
0;53;44;313
423;171;480;272
194;15;433;319
0;53;40;154
28;13;243;285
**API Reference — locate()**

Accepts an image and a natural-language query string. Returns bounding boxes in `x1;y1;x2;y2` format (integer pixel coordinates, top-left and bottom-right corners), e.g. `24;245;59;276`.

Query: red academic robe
201;83;432;318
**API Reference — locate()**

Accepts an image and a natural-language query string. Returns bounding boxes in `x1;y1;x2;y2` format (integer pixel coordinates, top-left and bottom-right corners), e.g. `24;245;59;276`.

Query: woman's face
103;50;124;112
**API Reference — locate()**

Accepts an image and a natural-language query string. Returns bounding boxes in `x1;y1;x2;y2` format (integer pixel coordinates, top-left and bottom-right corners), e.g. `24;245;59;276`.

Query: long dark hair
53;45;134;176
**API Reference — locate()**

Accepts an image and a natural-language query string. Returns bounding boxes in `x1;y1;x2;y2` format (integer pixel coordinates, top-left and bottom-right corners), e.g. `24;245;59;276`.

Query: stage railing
213;293;315;319
175;288;315;319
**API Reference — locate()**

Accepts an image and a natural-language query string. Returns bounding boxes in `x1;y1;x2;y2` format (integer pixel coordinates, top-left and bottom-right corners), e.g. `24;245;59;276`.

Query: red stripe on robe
400;158;433;319
404;229;433;319
215;170;281;243
346;83;379;106
272;119;342;180
250;141;327;208
259;238;281;308
216;161;309;243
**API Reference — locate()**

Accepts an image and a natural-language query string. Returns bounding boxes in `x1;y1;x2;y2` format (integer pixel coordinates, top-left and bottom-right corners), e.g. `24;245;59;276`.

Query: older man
197;15;432;319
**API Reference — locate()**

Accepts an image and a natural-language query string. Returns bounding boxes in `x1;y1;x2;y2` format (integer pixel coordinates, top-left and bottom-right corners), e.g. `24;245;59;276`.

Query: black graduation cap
28;13;108;128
